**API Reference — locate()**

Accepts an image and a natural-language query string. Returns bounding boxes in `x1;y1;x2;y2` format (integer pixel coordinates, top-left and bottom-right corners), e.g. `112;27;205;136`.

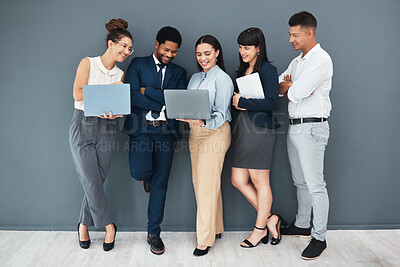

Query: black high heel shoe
268;213;282;245
103;223;117;251
77;223;90;249
240;225;269;248
193;246;210;256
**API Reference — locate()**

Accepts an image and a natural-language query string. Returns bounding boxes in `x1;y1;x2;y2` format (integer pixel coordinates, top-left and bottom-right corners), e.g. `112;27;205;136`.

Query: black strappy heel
240;225;269;248
268;213;282;245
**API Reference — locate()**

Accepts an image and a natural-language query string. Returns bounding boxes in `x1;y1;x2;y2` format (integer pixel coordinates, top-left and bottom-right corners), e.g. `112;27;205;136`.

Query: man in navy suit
123;26;186;255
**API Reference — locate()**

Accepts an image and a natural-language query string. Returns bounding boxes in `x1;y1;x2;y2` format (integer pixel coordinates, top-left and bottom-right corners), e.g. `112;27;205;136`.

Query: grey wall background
1;0;399;231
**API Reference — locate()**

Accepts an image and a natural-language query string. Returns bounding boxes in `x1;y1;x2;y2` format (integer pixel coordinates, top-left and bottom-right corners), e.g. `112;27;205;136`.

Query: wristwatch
201;120;206;128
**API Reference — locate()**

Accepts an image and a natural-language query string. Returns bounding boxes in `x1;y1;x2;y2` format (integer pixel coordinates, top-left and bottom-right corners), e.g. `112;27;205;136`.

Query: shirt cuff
144;86;149;96
238;97;246;108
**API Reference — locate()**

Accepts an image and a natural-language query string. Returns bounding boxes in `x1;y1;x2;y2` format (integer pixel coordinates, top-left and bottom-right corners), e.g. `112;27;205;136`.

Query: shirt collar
201;65;219;79
152;53;167;69
296;43;321;61
95;56;118;75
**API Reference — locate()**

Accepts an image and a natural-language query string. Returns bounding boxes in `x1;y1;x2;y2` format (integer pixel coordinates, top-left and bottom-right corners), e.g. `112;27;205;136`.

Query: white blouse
74;56;124;111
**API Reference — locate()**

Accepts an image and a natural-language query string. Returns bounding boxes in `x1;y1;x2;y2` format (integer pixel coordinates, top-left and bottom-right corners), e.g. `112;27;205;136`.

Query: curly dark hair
156;26;182;47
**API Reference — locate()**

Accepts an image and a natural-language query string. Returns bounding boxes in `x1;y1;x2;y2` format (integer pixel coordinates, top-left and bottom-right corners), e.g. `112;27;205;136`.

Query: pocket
81;115;98;126
79;116;98;141
310;123;329;144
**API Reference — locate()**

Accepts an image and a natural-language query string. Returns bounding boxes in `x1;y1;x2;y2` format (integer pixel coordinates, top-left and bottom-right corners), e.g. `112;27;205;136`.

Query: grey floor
1;230;399;266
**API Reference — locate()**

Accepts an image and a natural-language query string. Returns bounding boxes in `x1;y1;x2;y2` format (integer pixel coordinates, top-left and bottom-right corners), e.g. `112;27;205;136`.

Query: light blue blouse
187;65;234;130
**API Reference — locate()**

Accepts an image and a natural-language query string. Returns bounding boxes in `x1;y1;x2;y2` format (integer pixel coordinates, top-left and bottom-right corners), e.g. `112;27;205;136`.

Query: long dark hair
237;27;270;74
195;35;226;72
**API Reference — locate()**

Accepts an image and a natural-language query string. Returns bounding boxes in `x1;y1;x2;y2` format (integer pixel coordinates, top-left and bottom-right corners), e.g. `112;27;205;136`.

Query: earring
257;51;259;55
110;49;112;53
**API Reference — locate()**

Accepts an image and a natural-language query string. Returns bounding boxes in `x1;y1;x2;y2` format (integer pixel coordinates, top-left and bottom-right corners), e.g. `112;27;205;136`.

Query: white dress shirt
279;44;333;118
145;54;167;121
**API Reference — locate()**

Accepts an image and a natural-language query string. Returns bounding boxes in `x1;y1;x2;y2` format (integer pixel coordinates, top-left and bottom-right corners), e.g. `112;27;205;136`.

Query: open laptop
164;89;211;120
83;84;131;116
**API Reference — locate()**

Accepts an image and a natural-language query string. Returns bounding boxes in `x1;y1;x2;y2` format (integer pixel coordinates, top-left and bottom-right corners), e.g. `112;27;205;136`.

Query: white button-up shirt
279;44;333;118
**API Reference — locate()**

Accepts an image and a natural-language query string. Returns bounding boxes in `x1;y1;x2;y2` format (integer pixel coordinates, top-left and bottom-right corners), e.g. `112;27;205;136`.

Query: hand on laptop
98;112;123;120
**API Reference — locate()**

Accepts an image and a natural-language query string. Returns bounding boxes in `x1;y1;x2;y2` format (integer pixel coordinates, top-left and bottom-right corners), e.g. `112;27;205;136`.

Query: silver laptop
83;84;131;116
164;89;211;120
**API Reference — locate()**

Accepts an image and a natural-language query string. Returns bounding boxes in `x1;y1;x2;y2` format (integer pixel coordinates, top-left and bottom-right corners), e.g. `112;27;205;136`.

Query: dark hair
195;35;226;72
237;27;270;74
156;26;182;48
105;18;133;47
289;11;317;30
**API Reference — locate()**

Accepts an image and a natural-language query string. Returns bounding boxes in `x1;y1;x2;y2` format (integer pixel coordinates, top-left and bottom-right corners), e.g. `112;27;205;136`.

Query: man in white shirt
279;11;333;260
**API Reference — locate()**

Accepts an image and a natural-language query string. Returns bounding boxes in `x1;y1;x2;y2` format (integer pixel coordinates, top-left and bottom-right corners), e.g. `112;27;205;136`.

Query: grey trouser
287;121;330;241
69;109;116;228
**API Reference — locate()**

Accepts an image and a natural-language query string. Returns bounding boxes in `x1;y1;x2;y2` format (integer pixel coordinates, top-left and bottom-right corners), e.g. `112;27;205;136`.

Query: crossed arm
278;57;332;103
124;60;163;112
141;69;187;104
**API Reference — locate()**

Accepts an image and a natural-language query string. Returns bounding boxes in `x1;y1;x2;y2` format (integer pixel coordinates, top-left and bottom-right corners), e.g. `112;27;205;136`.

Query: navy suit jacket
123;55;187;139
236;61;280;129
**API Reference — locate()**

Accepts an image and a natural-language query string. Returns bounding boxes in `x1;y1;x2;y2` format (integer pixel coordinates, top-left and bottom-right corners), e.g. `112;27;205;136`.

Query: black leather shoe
147;234;165;255
301;238;327;260
77;223;90;249
281;222;311;237
142;180;151;193
103;223;117;252
193;246;210;256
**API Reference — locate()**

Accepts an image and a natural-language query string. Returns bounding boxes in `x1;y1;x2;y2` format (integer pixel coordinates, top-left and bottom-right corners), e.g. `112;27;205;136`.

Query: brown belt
147;120;166;127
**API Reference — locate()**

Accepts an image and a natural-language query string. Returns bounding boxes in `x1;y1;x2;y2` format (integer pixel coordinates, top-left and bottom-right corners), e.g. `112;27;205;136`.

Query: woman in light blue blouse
178;35;233;256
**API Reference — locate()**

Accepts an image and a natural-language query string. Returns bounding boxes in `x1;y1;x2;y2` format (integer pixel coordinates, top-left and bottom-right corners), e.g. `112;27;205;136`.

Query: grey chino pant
69;109;116;228
287;121;330;241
